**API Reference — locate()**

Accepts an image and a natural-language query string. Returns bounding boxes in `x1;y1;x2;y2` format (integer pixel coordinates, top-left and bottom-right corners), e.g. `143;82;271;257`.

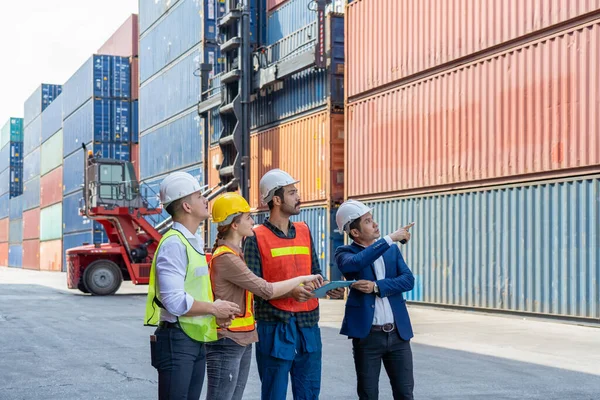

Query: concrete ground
1;266;599;399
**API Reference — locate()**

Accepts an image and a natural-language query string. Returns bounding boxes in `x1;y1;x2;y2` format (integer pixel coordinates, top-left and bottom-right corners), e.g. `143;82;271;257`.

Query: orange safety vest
254;222;318;313
209;245;255;332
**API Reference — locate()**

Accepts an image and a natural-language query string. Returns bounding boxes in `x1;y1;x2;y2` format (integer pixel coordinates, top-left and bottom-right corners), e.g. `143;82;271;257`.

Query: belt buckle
383;323;394;333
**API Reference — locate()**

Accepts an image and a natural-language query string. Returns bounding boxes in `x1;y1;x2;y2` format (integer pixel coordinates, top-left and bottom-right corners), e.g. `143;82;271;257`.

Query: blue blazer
335;238;415;340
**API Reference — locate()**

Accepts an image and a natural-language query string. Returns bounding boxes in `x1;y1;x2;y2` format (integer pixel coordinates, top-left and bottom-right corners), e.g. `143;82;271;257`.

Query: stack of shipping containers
207;0;346;279
345;0;600;319
61;53;132;258
22;85;62;270
0;118;24;267
138;0;223;227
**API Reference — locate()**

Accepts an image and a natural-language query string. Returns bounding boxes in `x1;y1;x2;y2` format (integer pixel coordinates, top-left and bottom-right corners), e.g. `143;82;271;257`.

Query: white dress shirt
357;236;395;325
155;222;205;323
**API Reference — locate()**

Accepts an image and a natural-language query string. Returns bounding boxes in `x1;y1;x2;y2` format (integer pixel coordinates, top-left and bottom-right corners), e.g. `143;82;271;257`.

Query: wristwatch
373;284;380;295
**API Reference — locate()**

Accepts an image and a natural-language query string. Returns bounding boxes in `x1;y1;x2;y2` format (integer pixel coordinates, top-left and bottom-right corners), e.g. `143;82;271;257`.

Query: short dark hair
348;218;362;241
267;187;285;210
165;194;192;218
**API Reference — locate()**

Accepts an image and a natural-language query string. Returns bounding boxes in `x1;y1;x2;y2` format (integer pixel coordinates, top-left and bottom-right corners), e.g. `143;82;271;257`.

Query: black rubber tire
82;260;123;296
77;281;90;294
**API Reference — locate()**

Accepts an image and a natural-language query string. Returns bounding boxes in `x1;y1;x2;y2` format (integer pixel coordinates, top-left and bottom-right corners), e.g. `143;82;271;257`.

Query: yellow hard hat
212;193;251;225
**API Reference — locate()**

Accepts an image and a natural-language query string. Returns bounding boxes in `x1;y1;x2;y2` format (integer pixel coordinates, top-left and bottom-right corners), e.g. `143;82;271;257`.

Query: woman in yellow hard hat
205;192;323;400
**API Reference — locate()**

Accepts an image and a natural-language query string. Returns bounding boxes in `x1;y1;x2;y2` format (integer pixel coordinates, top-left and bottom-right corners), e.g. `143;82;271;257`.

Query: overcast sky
0;0;139;124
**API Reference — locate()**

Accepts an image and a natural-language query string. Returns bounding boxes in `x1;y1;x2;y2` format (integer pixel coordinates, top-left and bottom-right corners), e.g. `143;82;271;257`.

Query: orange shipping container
40;239;62;272
0;242;7;266
346;20;600;198
131;143;140;180
22;239;40;270
40;166;63;208
97;14;139;57
346;0;600;99
208;146;223;189
250;110;344;209
23;208;40;240
0;218;8;242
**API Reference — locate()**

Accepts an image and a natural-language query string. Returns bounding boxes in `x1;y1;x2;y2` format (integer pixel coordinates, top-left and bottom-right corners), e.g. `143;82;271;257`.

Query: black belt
159;321;181;329
371;323;395;333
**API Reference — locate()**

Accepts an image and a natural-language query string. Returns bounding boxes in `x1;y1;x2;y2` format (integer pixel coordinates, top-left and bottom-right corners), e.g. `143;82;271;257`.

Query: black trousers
352;330;414;400
150;326;206;400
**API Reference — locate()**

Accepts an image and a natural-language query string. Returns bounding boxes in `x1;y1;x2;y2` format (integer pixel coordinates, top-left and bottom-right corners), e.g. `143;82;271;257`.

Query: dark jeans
150;326;206;400
352;330;414;400
205;337;253;400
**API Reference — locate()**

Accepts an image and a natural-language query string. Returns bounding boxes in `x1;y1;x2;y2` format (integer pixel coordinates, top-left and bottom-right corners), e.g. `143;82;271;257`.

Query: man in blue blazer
335;200;415;400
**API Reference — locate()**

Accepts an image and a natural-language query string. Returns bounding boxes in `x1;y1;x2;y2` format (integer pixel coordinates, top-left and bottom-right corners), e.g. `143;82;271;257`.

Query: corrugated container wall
23;84;62;127
0;218;8;242
9;219;23;244
62;55;131;119
139;0;180;34
40;166;63;208
345;0;600;99
23;115;42;155
40;203;63;241
346;21;600;198
0;194;8;219
22;239;40;270
266;0;317;45
9;196;23;220
1;118;24;149
249;110;344;209
139;0;222;83
40;239;62;271
98;14;139;57
8;245;22;268
23;148;41;182
0;243;8;266
359;176;600;319
140;110;204;180
41;130;63;176
22;177;40;211
41;95;63;143
22;208;40;240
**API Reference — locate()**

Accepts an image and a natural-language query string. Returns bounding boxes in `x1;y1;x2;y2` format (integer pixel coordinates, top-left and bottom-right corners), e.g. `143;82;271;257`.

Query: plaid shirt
243;218;322;327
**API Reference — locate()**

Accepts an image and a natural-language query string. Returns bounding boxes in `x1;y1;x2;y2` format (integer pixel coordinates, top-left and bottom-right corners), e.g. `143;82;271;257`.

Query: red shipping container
131;57;139;100
40;239;62;272
23;208;40;240
346;21;600;198
40;166;63;208
345;0;600;99
22;239;40;270
130;143;140;180
267;0;288;11
97;14;139;57
0;218;8;242
0;242;7;266
250;110;344;209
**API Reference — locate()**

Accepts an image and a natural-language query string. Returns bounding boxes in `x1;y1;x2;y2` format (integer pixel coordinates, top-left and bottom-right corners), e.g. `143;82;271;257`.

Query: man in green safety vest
144;171;241;400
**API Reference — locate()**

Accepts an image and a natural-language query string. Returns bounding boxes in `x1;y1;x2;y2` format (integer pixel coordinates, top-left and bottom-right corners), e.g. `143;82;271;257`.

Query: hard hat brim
161;184;209;207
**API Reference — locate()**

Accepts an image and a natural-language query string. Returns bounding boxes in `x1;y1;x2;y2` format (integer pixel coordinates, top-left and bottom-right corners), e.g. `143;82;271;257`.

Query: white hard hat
336;200;373;233
259;169;300;204
159;171;206;208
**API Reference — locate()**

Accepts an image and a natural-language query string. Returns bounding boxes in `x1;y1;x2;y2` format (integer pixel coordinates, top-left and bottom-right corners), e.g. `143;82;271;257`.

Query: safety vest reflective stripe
270;246;310;257
210;245;255;332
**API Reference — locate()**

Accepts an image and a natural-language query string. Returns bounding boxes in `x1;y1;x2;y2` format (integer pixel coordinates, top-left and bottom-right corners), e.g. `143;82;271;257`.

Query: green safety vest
144;229;217;342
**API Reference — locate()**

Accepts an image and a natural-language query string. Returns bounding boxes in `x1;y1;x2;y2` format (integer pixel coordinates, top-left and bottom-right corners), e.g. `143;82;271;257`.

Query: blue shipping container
139;0;182;35
22;176;40;211
358;176;600;319
140;110;204;180
131;100;139;143
250;68;343;130
62;191;105;234
62;55;131;119
140;0;224;83
4;142;24;169
250;205;332;278
41;94;63;143
62;230;107;271
63;99;131;157
23;147;41;182
266;0;317;46
24;84;62;127
139;44;220;133
9;195;23;220
8;245;23;268
23;115;42;155
1;167;23;197
9;219;23;244
209;106;222;144
0;193;8;218
1;117;23;149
